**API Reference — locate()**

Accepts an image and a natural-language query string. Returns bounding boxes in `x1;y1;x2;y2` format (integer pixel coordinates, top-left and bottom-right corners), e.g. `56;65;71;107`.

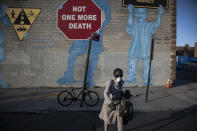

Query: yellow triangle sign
24;9;41;24
6;8;41;40
6;8;22;24
13;25;31;40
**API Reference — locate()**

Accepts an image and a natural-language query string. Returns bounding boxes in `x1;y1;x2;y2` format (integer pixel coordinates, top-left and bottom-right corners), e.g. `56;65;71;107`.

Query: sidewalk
0;79;196;113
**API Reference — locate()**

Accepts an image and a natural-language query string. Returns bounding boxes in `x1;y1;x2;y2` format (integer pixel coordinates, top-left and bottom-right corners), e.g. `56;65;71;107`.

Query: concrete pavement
0;79;196;113
1;109;197;131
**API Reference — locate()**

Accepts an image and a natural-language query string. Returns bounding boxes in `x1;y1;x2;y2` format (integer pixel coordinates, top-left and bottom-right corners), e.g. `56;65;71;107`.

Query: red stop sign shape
57;0;101;40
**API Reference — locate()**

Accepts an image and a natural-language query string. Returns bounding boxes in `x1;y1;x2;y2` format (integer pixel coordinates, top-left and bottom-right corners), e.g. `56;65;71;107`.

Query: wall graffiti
0;5;11;88
125;4;164;86
57;0;111;87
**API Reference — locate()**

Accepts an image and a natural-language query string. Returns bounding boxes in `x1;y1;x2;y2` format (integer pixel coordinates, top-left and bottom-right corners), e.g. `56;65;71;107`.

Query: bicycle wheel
84;91;99;106
57;91;73;106
128;102;134;120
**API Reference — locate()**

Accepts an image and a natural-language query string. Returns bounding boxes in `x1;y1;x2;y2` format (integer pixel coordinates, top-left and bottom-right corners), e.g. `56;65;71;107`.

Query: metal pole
145;39;154;103
80;36;92;107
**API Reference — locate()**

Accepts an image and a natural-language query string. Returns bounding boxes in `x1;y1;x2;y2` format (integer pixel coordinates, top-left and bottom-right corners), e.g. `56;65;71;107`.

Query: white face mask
116;77;122;83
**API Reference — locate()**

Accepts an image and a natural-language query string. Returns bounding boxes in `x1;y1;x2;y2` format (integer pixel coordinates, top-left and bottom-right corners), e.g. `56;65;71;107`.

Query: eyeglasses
115;75;122;78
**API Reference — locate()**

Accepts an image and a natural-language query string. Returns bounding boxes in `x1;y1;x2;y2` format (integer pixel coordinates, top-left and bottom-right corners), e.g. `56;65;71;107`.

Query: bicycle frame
69;88;81;101
70;88;91;101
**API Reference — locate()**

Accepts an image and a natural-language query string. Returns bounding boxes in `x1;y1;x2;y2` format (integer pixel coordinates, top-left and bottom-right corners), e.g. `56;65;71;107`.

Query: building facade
0;0;176;88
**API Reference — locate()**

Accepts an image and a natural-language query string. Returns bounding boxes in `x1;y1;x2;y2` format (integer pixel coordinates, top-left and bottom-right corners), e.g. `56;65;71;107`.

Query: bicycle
110;90;135;125
57;87;99;107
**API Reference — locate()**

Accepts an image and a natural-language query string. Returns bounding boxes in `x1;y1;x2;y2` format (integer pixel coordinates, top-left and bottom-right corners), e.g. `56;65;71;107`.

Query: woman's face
114;71;123;83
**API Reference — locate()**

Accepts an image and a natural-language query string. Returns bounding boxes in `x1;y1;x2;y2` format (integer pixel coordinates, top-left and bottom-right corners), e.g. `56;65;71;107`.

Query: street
0;106;197;131
0;77;196;131
0;0;197;130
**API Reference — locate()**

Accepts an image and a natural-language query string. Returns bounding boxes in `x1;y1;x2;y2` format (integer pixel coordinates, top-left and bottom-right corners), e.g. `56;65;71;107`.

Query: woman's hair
113;68;123;76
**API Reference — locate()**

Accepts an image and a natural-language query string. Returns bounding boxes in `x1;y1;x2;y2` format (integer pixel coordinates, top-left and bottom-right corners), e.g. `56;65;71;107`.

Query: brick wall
176;45;194;57
0;0;176;88
195;43;197;57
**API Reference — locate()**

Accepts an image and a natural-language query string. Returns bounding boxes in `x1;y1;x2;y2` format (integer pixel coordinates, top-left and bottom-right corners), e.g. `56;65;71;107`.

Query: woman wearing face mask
99;68;124;131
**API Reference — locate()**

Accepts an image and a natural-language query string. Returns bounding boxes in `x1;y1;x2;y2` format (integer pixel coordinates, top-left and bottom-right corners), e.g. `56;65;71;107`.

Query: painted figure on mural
0;5;11;88
57;0;111;87
125;4;164;86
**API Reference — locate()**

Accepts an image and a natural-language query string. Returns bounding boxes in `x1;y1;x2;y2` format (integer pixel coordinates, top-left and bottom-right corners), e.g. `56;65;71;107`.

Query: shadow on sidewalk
176;71;197;86
147;88;197;103
125;104;197;131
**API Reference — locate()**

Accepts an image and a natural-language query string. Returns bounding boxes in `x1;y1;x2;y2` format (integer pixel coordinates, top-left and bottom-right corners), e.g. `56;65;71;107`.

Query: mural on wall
0;5;11;88
125;4;164;86
6;8;41;40
57;0;111;87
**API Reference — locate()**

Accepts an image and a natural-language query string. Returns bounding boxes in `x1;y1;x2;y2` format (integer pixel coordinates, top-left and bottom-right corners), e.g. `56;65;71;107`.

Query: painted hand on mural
95;0;111;29
125;5;164;86
57;0;111;87
127;4;134;13
0;5;11;88
0;5;11;61
158;5;164;15
0;5;11;27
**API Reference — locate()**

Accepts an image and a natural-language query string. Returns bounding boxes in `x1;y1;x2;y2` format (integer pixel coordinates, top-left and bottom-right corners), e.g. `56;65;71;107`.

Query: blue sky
177;0;197;47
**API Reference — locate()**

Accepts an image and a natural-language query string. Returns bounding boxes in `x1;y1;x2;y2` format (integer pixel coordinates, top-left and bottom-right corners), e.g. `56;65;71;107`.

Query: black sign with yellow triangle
6;8;41;40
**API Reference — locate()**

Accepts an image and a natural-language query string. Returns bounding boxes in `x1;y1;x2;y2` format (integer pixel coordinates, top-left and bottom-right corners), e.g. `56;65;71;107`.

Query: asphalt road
0;105;197;131
176;71;197;82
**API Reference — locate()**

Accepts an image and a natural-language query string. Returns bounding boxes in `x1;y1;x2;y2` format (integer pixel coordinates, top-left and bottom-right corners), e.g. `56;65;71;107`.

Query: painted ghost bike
57;87;99;107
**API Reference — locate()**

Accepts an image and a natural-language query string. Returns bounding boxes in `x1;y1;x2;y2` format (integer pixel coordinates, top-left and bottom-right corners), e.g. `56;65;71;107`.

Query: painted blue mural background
57;0;111;87
125;4;164;86
0;5;11;88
